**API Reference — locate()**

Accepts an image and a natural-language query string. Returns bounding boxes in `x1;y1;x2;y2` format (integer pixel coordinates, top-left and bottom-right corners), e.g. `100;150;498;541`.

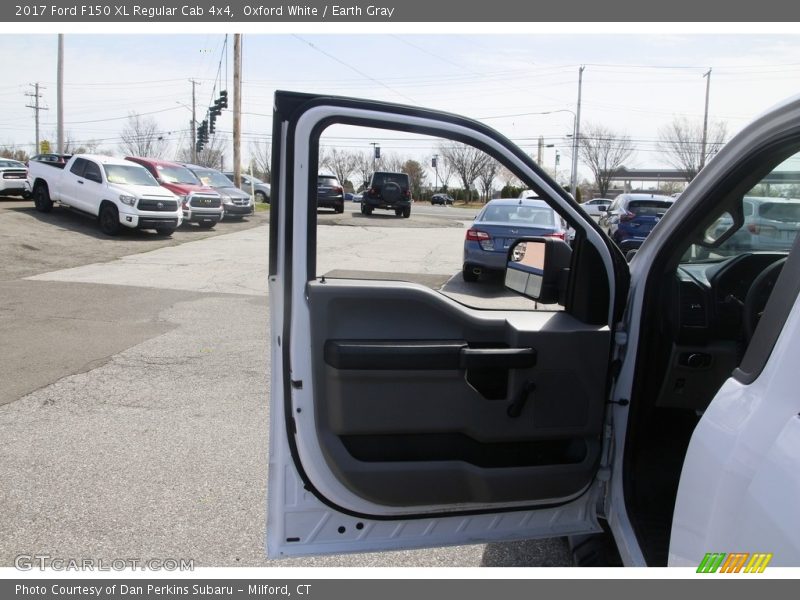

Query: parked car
316;174;345;213
224;172;271;204
361;171;412;217
581;198;612;217
0;158;30;198
183;164;253;220
352;193;362;203
599;193;674;252
126;157;222;229
28;154;182;235
431;193;454;206
712;196;800;253
266;91;800;568
462;197;569;282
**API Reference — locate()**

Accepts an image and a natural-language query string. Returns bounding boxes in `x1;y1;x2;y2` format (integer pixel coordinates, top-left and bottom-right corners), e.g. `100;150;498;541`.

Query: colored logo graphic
697;552;772;573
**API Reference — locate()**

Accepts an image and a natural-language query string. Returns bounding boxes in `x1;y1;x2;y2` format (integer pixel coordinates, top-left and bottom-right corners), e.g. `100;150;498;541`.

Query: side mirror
505;238;572;305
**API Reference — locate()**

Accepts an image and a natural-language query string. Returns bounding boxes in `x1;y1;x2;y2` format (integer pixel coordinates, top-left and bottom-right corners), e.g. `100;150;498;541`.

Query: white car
266;92;800;567
0;158;30;198
581;197;612;217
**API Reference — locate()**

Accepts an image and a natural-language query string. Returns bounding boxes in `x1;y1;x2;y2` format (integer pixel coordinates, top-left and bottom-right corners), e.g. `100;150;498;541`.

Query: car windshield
104;164;159;186
156;164;201;185
0;160;24;168
479;204;555;226
193;169;233;188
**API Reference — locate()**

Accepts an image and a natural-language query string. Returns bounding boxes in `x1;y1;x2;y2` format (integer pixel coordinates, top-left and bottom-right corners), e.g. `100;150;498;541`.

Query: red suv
125;157;223;228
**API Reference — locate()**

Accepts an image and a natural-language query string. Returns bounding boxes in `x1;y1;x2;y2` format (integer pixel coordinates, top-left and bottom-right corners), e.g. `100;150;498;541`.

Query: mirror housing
505;237;572;305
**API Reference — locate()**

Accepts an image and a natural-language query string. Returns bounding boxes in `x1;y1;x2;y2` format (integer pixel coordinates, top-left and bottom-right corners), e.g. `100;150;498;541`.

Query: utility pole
537;136;544;165
25;83;47;154
233;34;242;187
700;68;712;171
570;65;584;199
189;78;199;163
57;34;64;153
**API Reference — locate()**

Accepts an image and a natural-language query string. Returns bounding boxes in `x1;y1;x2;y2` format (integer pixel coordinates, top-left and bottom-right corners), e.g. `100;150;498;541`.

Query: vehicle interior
622;145;800;566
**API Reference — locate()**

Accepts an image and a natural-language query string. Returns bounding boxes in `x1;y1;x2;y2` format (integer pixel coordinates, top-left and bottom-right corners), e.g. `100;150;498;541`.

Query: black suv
361;171;412;218
431;193;454;206
317;174;345;213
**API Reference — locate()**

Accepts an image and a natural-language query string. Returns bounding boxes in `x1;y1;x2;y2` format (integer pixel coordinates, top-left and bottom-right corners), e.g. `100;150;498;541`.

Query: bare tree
249;138;271;182
119;112;168;158
354;151;373;191
578;123;635;198
498;165;521;189
177;134;227;170
477;158;500;202
0;146;28;161
321;147;358;187
431;153;453;192
380;152;405;174
658;116;727;181
439;142;488;201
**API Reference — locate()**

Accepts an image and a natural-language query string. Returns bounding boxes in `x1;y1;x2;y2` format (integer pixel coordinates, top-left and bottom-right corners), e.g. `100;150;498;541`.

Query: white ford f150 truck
267;91;800;568
29;154;183;235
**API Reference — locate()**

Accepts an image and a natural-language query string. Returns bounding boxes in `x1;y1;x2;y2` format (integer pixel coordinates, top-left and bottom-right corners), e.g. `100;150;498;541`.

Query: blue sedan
462;198;569;282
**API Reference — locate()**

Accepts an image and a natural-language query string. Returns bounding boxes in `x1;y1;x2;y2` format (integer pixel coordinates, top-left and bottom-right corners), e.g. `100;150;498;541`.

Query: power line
291;35;418;104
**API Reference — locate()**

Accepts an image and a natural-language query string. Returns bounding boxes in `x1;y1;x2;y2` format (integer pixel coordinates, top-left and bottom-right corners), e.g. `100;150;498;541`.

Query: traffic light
197;120;209;146
209;114;216;134
218;90;228;109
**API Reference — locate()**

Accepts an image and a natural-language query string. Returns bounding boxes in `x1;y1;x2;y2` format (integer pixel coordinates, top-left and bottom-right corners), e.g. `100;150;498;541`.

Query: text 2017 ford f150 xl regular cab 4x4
266;91;800;567
125;157;223;229
29;154;182;235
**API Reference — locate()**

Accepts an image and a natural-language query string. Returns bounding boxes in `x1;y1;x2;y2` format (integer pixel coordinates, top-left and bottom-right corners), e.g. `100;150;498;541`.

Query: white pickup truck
29;154;183;236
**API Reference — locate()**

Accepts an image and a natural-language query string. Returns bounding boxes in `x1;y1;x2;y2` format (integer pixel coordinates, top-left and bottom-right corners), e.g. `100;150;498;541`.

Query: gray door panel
307;280;610;507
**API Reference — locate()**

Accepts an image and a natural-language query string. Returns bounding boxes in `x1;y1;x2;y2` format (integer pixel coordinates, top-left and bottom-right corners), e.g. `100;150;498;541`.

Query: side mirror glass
703;211;734;245
505;238;572;305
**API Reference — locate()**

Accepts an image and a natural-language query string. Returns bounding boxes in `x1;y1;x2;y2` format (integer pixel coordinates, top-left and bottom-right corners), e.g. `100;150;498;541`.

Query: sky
2;33;800;184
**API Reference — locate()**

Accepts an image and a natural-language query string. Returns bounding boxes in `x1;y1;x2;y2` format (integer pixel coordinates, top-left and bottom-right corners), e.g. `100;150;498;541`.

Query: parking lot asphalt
0;198;571;568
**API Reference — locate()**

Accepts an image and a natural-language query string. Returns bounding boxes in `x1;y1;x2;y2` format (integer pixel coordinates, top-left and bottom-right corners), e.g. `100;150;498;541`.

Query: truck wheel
99;204;121;236
34;184;53;213
402;207;411;218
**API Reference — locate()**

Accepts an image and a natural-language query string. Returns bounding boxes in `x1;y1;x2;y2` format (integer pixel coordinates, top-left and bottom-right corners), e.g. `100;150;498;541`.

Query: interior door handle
459;347;536;369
